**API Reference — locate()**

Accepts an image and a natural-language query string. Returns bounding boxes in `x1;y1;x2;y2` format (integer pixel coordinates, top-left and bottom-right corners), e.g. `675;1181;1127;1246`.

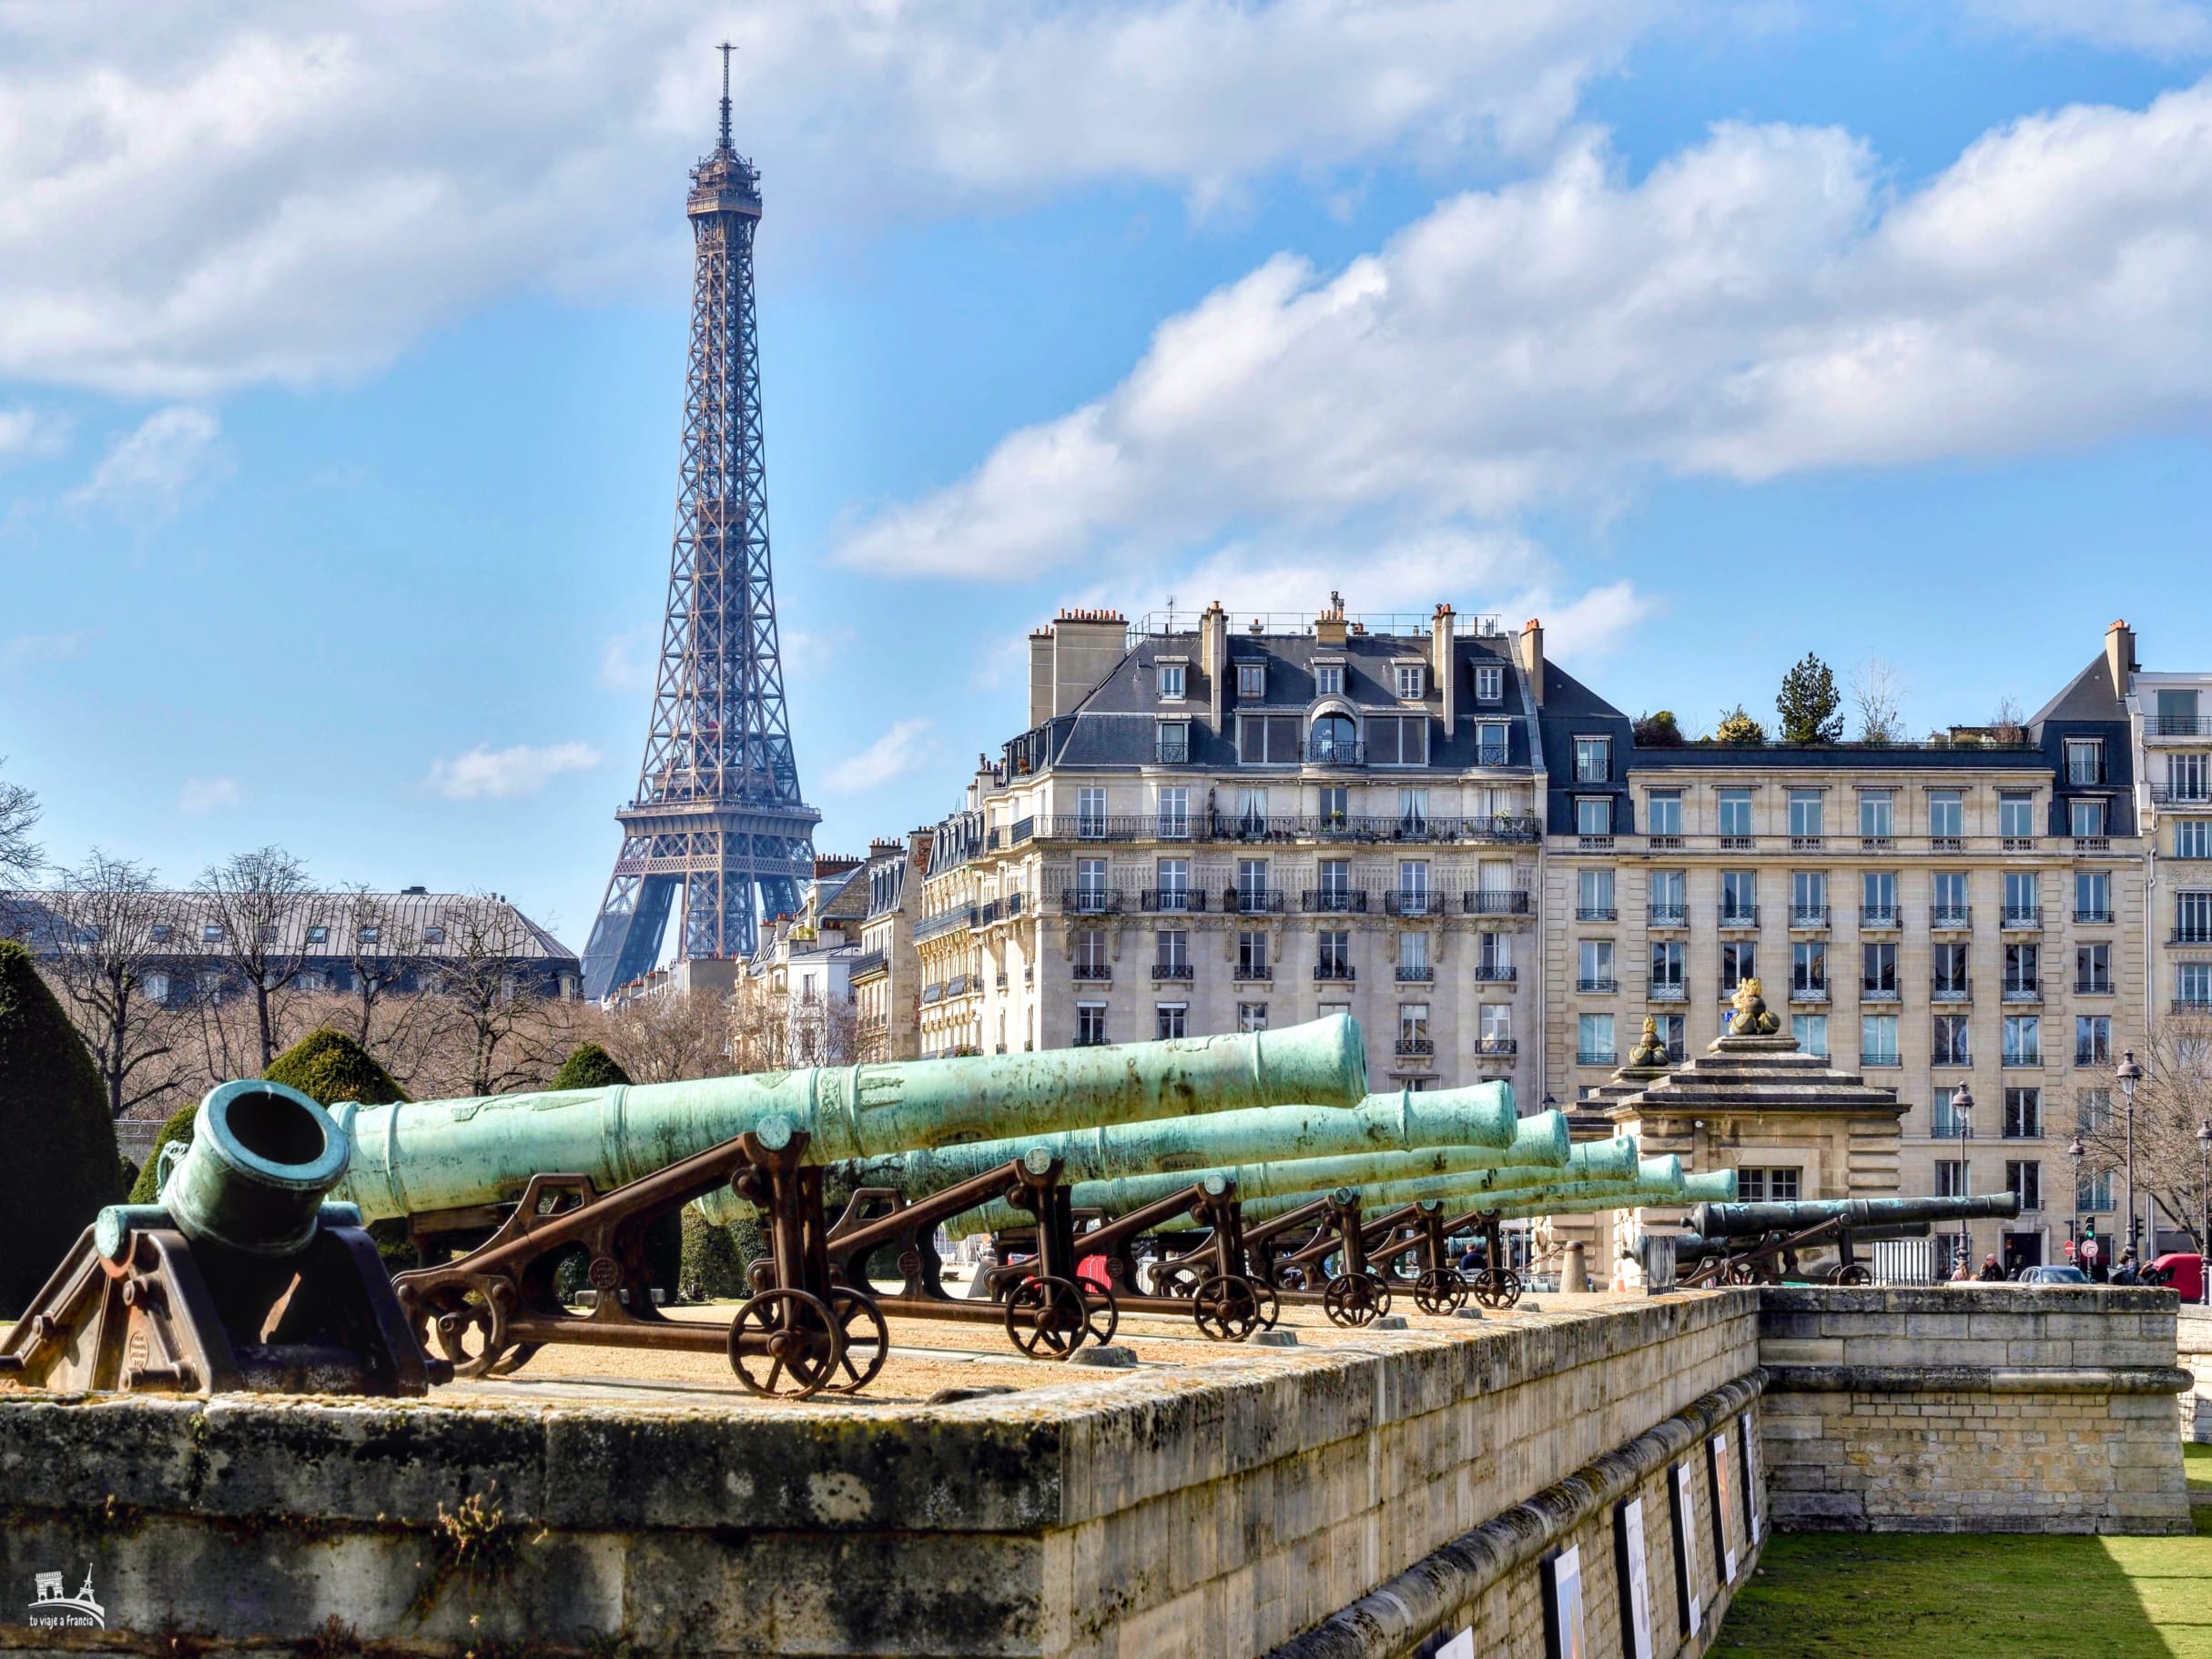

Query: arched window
1310;712;1358;763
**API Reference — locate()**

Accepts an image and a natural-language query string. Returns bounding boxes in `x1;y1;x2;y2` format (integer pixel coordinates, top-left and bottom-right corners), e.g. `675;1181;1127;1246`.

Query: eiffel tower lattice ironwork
581;47;818;1000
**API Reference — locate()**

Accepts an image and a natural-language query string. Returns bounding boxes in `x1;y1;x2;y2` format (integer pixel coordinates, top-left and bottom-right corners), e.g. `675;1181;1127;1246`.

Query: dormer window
1394;663;1425;700
1236;662;1265;699
1156;662;1186;701
1315;663;1344;697
1476;664;1504;702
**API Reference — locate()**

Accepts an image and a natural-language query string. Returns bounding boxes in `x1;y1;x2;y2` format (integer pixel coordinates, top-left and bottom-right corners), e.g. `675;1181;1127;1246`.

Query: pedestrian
1977;1253;2004;1282
2111;1248;2141;1287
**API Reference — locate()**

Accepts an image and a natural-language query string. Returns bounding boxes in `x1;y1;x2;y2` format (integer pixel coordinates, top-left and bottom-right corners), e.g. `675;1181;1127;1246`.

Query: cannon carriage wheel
1191;1273;1269;1341
400;1278;521;1380
1003;1274;1093;1360
727;1288;846;1400
1322;1270;1390;1328
1413;1268;1468;1316
824;1288;890;1394
1081;1282;1120;1348
1470;1267;1521;1309
1832;1263;1872;1286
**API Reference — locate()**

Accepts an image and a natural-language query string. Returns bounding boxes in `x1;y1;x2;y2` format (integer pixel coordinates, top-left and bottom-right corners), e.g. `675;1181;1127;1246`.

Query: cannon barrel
1233;1153;1693;1226
1487;1170;1734;1219
1689;1192;2020;1240
329;1015;1365;1224
1670;1220;1933;1259
944;1109;1572;1238
824;1080;1517;1201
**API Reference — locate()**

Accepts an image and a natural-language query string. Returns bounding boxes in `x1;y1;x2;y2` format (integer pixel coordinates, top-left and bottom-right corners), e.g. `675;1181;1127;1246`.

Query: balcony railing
1474;1037;1517;1057
1394;1037;1436;1057
1790;905;1830;928
1860;835;1895;853
1212;813;1540;845
920;982;945;1004
2147;714;2212;735
2172;931;2212;946
2074;1045;2113;1067
1790;835;1825;852
1313;962;1356;982
1578;835;1616;853
1647;983;1688;1002
1233;964;1273;982
2174;996;2212;1013
2151;786;2212;804
1719;835;1756;851
1931;835;1963;853
1577;1048;1618;1066
1861;985;1900;1002
978;899;1001;926
946;975;976;997
2076;977;2114;995
1073;1033;1111;1047
1649;834;1684;850
913;905;979;942
2073;835;2109;853
847;949;888;980
1072;962;1111;981
1463;889;1533;915
1154;817;1195;841
1932;906;1973;929
1575;905;1618;922
1223;886;1288;915
2002;835;2037;851
1009;816;1034;845
1140;888;1206;914
1306;739;1365;764
1932;980;1972;1002
1395;965;1436;983
2002;1050;2042;1068
1474;964;1517;982
2075;907;2113;924
1152;963;1193;981
2000;907;2043;931
1577;976;1618;994
1718;906;1760;928
1861;905;1900;928
1060;888;1126;915
1303;889;1368;914
1476;744;1511;766
1155;740;1192;764
2001;982;2041;1003
1649;905;1687;926
1791;982;1829;1003
1384;890;1441;916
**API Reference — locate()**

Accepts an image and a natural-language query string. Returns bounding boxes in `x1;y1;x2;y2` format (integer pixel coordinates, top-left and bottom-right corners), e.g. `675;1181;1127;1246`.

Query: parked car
2145;1253;2205;1300
2020;1265;2091;1286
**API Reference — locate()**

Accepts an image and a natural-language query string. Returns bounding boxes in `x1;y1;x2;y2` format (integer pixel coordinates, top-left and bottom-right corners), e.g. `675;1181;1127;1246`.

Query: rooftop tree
1776;653;1844;744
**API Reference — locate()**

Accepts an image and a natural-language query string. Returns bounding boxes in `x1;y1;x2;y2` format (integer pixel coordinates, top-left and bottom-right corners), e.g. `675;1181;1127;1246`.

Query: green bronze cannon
1679;1191;2023;1285
0;1081;436;1398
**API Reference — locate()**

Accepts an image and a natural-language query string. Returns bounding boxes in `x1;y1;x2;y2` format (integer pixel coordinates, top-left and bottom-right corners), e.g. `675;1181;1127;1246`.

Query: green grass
1711;1510;2212;1659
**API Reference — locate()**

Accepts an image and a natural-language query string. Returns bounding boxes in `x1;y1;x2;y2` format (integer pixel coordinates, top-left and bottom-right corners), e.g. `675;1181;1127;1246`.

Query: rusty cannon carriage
1674;1193;2024;1286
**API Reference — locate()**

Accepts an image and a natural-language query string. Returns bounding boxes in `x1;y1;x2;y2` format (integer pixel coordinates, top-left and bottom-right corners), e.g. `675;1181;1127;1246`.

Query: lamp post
2198;1121;2211;1306
1953;1080;1975;1277
2117;1050;2143;1257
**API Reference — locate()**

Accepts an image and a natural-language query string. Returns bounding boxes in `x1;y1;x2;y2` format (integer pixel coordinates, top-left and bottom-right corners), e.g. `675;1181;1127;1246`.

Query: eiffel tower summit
581;46;819;999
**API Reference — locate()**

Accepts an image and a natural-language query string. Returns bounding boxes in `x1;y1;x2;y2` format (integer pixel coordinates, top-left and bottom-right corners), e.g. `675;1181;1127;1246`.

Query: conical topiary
550;1041;630;1091
264;1027;406;1108
127;1097;199;1203
0;938;121;1317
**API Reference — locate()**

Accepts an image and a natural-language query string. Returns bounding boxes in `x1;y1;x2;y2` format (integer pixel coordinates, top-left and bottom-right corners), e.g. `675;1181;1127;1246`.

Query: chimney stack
1049;608;1129;717
1316;591;1348;648
1517;617;1545;706
2105;618;2136;699
1202;601;1229;730
1432;603;1456;733
1028;627;1055;729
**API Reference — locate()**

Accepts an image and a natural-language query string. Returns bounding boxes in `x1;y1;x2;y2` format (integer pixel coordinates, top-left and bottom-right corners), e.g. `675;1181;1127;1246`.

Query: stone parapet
1759;1285;2192;1535
2177;1305;2212;1444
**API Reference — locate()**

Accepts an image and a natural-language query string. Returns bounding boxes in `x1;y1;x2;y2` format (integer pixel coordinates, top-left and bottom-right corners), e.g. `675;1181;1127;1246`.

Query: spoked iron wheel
1250;1280;1281;1330
1152;1264;1202;1299
1081;1283;1120;1349
1722;1263;1761;1287
1003;1274;1091;1360
822;1288;890;1395
727;1288;845;1401
1322;1271;1389;1328
1192;1274;1264;1341
1414;1268;1468;1315
1471;1267;1522;1309
1833;1263;1872;1287
400;1280;515;1380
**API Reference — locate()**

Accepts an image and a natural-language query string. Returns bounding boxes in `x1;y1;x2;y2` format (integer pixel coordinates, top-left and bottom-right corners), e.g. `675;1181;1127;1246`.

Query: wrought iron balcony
2000;907;2043;931
1790;982;1829;1003
1861;905;1900;928
1223;886;1287;915
2173;996;2212;1013
847;949;888;981
2075;906;2113;924
1072;962;1111;981
2001;982;2041;1003
1304;889;1368;914
1140;888;1206;914
1155;739;1192;764
1395;964;1436;983
1152;963;1193;981
920;982;945;1004
1463;889;1533;915
1313;962;1356;982
1474;1037;1517;1057
1008;816;1034;845
1233;964;1273;982
1072;1033;1111;1047
1305;738;1365;764
913;905;979;942
1577;1048;1618;1066
1648;904;1687;926
1932;906;1973;929
1154;816;1195;841
1575;905;1618;923
2001;1050;2042;1068
995;973;1009;990
1577;976;1618;994
1060;888;1126;916
2073;1045;2112;1067
978;899;1001;926
1384;890;1440;916
2154;786;2212;805
1718;906;1760;928
1647;983;1688;1003
1790;905;1831;928
1932;979;1972;1002
1476;744;1511;766
1861;985;1900;1002
2147;714;2212;736
1394;1037;1436;1057
2076;977;2114;995
2172;931;2212;946
945;975;976;997
1474;964;1517;982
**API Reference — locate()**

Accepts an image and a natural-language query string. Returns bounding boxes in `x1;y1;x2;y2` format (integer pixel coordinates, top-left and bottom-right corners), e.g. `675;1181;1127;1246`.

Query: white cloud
781;625;855;679
822;718;935;794
1964;0;2212;57
0;407;67;460
839;83;2212;579
0;630;92;669
427;742;601;801
0;2;1651;397
68;406;220;517
178;776;241;814
596;627;657;693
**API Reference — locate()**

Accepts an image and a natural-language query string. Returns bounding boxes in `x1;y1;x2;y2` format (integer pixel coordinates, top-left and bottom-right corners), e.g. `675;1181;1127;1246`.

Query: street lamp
1953;1080;1975;1277
2117;1050;2143;1257
2198;1121;2211;1306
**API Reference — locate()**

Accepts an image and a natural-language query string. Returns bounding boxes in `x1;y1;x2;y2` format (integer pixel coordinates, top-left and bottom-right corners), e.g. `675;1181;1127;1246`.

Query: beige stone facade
851;834;928;1063
2125;660;2212;1028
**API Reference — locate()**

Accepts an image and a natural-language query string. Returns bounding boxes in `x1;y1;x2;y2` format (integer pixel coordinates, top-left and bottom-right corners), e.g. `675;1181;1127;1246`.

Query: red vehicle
2146;1253;2205;1300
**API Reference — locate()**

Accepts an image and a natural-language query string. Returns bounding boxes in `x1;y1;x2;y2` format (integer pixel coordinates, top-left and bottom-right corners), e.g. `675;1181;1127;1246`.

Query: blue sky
3;2;2209;955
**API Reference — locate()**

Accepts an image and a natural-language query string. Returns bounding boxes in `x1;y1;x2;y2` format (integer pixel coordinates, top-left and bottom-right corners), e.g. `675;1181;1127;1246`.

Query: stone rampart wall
1759;1285;2192;1535
2177;1305;2212;1444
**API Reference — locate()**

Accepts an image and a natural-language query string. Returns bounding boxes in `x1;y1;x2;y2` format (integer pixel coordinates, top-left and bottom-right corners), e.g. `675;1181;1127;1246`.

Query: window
2070;798;2107;837
145;971;171;1004
1368;715;1428;765
1316;929;1351;976
1720;871;1758;923
1397;859;1431;914
1862;1014;1900;1066
358;925;379;945
1933;1015;1970;1067
1929;791;1963;840
1933;1087;1965;1139
1478;932;1513;974
1578;867;1616;919
1154;785;1191;840
2174;754;2212;801
1579;939;1616;991
1576;796;1613;836
1791;869;1827;923
1722;941;1758;991
1234;857;1271;911
1077;786;1108;837
2177;820;2212;858
2180;962;2212;1007
1395;663;1425;700
2005;1160;2043;1211
2179;890;2212;943
1238;1002;1269;1033
1792;939;1826;996
1153;858;1190;911
1999;792;2035;840
2003;1015;2041;1067
1397;788;1429;834
1648;792;1682;837
1934;1160;1964;1199
149;924;172;944
2075;1014;2112;1066
2065;738;2102;784
1318;785;1349;826
1315;663;1344;697
2077;1088;2113;1134
1862;870;1897;922
1476;664;1505;702
2076;1169;2116;1211
2076;870;2111;922
1933;941;1969;996
1575;737;1611;783
1399;931;1430;976
1236;931;1268;976
1476;722;1510;765
2004;942;2040;998
1075;930;1109;977
1480;1004;1514;1045
201;923;224;944
1236;662;1265;699
1399;1002;1431;1044
1789;790;1824;839
1237;713;1304;764
1310;711;1359;762
2077;942;2111;993
2004;872;2039;925
1076;1004;1109;1046
306;925;329;945
1791;1014;1828;1057
1156;1003;1188;1039
1737;1168;1801;1203
1650;868;1687;922
1658;1013;1687;1061
1933;871;1969;925
1157;662;1186;701
1862;942;1897;995
1318;859;1352;901
1156;721;1191;764
1578;1012;1616;1063
1719;790;1753;838
1651;939;1686;994
2004;1087;2041;1138
1858;791;1894;837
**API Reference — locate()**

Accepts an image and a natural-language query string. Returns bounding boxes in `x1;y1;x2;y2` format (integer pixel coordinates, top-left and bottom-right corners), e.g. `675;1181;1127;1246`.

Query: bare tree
729;972;794;1073
331;884;426;1051
596;988;739;1083
414;894;579;1097
192;845;330;1068
1850;659;1906;745
2073;1020;2212;1253
1990;694;2027;744
0;757;41;888
42;851;195;1119
789;979;858;1068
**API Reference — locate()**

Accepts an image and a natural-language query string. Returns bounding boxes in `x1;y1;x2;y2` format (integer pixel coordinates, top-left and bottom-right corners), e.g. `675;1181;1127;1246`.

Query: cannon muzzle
164;1079;354;1256
1689;1192;2020;1240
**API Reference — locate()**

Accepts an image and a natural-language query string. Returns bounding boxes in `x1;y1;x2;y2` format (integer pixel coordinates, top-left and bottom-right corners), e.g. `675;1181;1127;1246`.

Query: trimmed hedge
0;939;121;1318
679;1206;751;1300
264;1027;406;1108
551;1042;631;1091
126;1098;198;1204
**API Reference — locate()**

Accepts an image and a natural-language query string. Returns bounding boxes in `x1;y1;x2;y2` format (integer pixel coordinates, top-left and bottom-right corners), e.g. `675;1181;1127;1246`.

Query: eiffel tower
581;46;819;999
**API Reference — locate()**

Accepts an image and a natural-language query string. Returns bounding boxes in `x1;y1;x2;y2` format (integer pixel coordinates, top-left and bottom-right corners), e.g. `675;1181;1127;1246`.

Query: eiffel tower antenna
581;47;819;999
